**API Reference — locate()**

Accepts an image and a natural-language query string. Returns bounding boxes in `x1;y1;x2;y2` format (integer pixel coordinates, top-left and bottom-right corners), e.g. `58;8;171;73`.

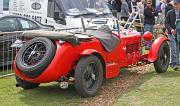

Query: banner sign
9;0;48;22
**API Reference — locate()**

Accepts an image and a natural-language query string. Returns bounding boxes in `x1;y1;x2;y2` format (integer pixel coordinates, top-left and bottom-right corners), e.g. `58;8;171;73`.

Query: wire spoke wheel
16;37;56;78
22;42;47;67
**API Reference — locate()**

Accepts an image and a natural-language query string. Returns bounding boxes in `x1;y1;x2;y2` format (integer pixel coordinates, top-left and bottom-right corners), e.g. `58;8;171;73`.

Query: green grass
0;77;84;106
0;70;13;76
1;67;180;106
115;67;180;106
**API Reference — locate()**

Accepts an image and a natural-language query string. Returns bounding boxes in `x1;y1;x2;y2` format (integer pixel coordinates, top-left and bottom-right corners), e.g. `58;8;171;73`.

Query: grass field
0;77;84;106
0;67;180;106
0;70;13;77
115;67;180;106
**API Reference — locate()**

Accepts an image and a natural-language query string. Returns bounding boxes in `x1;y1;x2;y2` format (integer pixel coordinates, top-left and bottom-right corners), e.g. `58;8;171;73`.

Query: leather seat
86;26;119;52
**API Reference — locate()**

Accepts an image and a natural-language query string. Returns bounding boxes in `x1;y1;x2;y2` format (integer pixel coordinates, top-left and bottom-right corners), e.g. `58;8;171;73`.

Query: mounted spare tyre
16;37;56;78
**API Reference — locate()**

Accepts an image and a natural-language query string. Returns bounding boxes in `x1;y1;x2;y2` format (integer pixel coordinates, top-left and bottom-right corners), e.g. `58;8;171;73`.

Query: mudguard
80;49;99;55
148;36;169;62
80;49;120;79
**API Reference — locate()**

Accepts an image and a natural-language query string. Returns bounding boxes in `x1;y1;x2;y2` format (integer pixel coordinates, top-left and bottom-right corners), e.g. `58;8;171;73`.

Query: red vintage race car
14;26;170;97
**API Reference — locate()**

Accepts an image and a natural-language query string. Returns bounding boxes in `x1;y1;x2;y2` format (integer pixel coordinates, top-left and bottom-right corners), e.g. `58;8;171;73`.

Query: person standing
156;0;163;13
165;0;180;70
115;0;122;19
120;0;129;21
144;0;158;49
110;0;118;17
174;0;180;69
137;0;145;22
111;0;118;10
156;0;164;24
165;0;173;16
161;0;167;23
128;0;137;13
106;0;113;10
176;18;180;68
137;0;145;15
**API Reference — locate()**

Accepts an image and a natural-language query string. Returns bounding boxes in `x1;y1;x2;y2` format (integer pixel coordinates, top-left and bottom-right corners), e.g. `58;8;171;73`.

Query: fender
80;49;120;79
148;36;169;62
80;49;99;55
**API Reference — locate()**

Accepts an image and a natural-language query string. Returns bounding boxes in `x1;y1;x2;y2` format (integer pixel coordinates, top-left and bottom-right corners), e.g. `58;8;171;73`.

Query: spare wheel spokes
22;42;46;67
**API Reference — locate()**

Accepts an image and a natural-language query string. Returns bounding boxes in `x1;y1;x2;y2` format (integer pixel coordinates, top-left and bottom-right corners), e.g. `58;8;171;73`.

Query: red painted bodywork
143;31;153;41
148;36;169;62
14;31;169;83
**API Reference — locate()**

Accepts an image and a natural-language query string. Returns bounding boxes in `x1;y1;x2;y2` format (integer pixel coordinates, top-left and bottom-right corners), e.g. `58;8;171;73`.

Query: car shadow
133;68;180;87
118;68;180;97
18;84;85;106
157;69;180;78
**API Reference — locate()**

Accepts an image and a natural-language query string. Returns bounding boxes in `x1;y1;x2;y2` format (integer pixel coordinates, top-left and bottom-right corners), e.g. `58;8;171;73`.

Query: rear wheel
154;41;170;73
74;56;103;97
15;75;40;89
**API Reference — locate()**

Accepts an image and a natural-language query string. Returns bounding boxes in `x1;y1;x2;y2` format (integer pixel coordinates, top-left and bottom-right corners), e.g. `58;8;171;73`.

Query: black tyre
154;41;170;73
75;56;103;97
16;37;56;78
15;75;40;89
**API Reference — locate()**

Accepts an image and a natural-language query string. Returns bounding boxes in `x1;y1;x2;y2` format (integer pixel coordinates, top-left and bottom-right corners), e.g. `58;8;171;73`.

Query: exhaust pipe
16;84;20;87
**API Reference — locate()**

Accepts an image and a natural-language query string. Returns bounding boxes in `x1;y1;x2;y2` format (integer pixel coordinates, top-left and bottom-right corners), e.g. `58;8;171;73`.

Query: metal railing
0;32;23;78
0;29;85;78
0;27;97;78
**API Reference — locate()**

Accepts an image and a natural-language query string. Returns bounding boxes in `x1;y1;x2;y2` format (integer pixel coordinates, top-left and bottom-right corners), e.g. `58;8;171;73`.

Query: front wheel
74;56;103;97
154;41;170;73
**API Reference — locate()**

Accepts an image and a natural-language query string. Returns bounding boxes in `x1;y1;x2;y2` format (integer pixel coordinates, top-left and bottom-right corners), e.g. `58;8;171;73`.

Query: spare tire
16;37;56;78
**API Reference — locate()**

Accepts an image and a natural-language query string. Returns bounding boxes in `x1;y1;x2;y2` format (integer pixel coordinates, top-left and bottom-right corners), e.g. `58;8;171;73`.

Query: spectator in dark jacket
165;8;178;39
174;0;180;70
112;0;122;19
115;0;122;12
165;0;173;16
106;0;113;10
176;19;180;63
165;0;180;70
111;0;122;19
121;0;129;21
111;0;118;10
144;0;158;49
144;0;157;34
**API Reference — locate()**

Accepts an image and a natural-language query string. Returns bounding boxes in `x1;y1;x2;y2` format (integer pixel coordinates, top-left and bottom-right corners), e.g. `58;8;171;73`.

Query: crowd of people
105;0;180;70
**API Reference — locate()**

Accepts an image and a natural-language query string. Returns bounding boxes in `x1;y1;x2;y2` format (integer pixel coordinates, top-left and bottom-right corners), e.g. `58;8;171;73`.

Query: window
3;0;9;11
29;21;38;29
19;18;38;30
0;18;19;32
